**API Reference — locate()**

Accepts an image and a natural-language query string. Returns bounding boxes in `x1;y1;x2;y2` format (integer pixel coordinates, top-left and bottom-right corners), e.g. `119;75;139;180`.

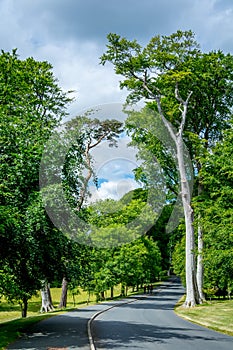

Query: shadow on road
7;310;90;349
93;319;232;349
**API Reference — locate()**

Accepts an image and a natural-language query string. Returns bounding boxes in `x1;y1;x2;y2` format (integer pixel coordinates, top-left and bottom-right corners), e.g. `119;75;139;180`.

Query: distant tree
62;114;123;210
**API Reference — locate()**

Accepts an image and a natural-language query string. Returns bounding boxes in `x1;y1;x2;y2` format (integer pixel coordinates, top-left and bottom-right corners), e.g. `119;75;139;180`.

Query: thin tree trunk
121;284;125;296
73;293;77;306
87;291;90;305
197;220;205;302
110;286;114;299
59;276;68;308
21;296;28;318
196;182;206;302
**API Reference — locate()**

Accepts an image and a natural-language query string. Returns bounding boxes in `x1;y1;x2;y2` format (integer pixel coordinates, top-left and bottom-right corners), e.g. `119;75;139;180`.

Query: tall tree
41;114;123;307
101;30;233;306
0;50;73;316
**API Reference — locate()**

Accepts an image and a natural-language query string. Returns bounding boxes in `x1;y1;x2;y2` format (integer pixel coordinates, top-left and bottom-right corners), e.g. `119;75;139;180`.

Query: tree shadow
92;319;233;349
7;310;91;349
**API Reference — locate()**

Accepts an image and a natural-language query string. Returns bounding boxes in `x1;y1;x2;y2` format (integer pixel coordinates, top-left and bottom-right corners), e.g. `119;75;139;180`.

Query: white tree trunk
176;137;200;307
197;221;205;302
40;281;54;313
196;181;206;302
141;84;201;307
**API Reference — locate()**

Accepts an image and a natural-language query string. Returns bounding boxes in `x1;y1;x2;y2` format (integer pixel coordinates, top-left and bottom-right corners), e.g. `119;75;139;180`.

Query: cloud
6;0;191;44
1;0;233;114
88;177;140;203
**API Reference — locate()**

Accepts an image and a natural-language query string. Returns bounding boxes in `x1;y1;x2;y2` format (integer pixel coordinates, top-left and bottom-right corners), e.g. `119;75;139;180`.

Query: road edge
87;298;138;350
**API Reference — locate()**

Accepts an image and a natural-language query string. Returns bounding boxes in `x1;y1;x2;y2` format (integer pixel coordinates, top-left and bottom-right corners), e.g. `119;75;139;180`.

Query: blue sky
2;0;233;202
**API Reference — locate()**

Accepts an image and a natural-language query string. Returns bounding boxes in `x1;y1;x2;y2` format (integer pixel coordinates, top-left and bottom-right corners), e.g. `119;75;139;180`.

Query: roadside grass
0;311;63;350
175;296;233;336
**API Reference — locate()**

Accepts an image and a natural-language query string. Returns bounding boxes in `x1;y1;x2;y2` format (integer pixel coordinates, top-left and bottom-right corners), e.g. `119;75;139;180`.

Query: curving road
91;279;233;350
7;279;232;349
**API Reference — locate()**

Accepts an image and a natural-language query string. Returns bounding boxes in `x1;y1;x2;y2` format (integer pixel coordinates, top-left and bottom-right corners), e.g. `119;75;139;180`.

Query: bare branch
89;132;107;149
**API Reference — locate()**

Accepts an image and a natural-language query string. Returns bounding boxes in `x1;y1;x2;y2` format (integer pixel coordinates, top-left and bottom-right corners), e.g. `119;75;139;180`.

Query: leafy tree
197;123;233;297
173;124;233;298
0;49;72;208
86;197;157;247
101;30;233;306
40;112;123;306
115;236;161;296
0;50;72;316
62;114;123;210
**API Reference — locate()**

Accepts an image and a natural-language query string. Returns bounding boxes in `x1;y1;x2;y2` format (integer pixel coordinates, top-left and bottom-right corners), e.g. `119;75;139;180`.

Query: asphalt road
92;280;233;350
7;302;117;350
7;279;233;350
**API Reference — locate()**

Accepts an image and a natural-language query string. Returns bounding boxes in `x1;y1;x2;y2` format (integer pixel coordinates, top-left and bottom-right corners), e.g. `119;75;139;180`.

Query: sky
1;0;233;113
2;0;233;203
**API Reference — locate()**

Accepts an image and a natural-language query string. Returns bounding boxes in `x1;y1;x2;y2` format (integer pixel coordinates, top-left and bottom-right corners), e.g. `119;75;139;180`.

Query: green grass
175;297;233;336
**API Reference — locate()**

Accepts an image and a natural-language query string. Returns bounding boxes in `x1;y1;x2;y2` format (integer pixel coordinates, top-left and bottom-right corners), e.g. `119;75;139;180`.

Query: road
7;279;232;350
91;280;233;350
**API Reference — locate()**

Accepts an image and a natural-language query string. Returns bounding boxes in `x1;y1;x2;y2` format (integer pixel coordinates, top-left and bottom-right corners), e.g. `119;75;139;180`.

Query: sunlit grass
175;297;233;336
0;287;96;324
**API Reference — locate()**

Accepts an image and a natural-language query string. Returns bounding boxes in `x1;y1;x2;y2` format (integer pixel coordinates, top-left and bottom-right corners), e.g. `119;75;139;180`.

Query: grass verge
175;296;233;336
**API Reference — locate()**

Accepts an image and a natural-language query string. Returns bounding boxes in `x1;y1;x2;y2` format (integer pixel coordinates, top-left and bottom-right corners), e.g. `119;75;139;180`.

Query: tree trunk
176;137;200;307
21;296;28;318
40;281;54;312
197;220;205;302
196;180;206;302
110;286;114;299
142;85;200;307
121;284;125;296
59;277;68;308
72;293;76;307
87;291;90;305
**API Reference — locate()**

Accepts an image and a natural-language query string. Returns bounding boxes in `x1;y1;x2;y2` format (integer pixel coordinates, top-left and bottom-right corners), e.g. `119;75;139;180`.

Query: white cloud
1;0;233;116
88;178;140;203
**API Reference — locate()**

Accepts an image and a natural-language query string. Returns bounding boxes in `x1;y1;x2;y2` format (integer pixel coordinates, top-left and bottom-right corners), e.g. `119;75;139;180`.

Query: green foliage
0;49;72;208
62;114;123;209
101;30;233;299
196;124;233;292
0;50;73;314
85;196;157;247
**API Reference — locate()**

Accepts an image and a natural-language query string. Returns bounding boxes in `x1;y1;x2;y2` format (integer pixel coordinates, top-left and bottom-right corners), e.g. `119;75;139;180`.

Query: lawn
175;298;233;336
